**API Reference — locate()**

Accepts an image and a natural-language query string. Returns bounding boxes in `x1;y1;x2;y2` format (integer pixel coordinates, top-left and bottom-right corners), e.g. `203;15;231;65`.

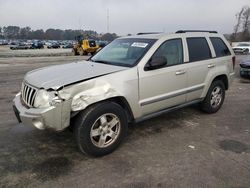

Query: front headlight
34;90;62;108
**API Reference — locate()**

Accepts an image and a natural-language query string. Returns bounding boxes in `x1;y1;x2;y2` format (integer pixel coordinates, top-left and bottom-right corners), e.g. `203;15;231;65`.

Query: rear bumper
13;93;71;131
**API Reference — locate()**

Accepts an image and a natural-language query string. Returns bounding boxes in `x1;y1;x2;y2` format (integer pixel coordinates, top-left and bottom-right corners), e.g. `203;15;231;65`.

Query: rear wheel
72;49;78;56
73;102;128;157
200;80;225;113
79;49;84;56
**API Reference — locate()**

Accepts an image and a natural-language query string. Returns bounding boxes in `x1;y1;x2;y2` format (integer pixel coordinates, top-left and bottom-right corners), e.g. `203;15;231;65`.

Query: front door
138;38;188;116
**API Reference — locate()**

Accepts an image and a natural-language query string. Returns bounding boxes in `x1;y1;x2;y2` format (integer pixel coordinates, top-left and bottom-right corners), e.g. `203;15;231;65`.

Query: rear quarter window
210;37;231;57
187;37;211;62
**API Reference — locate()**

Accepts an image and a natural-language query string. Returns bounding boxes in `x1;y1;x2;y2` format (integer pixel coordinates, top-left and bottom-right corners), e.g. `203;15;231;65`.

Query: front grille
234;48;245;50
21;82;38;107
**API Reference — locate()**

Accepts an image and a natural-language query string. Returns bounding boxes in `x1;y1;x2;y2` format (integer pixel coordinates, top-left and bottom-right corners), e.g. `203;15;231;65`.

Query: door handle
175;70;186;75
208;64;216;68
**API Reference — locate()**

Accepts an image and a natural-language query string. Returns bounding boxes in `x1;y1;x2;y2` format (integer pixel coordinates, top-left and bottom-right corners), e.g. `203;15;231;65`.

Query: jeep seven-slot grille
21;82;38;107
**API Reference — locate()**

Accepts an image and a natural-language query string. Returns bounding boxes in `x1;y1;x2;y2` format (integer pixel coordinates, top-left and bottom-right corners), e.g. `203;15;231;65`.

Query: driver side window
153;39;183;66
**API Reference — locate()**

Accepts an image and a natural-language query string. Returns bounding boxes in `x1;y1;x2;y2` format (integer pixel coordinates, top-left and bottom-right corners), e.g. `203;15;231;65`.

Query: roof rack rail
137;32;162;35
175;30;218;34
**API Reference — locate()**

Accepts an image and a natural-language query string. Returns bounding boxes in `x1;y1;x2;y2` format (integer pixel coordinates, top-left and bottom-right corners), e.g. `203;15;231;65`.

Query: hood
25;61;128;90
240;60;250;66
233;45;250;49
241;56;250;64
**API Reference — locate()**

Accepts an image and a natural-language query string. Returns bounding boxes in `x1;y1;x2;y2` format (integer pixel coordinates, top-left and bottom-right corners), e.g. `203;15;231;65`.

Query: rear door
209;37;233;76
184;37;215;101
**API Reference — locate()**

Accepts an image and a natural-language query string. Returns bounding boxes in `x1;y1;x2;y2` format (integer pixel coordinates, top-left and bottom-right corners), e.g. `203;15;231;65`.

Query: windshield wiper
89;59;131;67
90;59;112;65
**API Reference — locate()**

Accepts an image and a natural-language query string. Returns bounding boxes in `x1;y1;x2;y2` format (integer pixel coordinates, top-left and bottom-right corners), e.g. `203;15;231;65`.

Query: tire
72;49;78;56
79;50;84;56
244;49;249;55
200;80;225;113
73;102;128;157
82;51;88;55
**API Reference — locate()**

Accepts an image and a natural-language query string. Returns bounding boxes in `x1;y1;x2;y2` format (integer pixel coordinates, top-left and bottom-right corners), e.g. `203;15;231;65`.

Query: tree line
0;26;118;41
2;6;249;42
231;5;250;41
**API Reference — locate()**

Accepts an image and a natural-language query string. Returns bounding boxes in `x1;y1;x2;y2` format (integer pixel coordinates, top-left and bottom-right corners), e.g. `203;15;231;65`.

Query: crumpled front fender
70;80;120;111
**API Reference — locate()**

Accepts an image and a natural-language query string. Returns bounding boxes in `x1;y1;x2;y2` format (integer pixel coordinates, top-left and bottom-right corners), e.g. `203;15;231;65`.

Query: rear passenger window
210;37;231;57
152;39;183;66
187;37;211;62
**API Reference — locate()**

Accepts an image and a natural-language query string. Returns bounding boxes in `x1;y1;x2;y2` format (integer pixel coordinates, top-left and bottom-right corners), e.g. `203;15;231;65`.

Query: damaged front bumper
13;93;72;131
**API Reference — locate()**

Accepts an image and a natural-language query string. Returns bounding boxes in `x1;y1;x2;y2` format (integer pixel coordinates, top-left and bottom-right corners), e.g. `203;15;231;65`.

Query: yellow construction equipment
73;36;100;56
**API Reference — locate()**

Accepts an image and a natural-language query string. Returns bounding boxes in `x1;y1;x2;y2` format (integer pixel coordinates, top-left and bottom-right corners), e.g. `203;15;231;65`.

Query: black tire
72;49;78;56
82;51;88;55
79;50;84;56
200;80;225;113
244;49;249;55
73;102;128;157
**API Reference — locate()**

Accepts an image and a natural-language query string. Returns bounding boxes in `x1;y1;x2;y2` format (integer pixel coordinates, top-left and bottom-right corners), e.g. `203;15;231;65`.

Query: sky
0;0;250;35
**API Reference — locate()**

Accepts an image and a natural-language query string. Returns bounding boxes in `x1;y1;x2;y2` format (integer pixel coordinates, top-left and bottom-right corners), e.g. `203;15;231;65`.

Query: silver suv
13;30;235;156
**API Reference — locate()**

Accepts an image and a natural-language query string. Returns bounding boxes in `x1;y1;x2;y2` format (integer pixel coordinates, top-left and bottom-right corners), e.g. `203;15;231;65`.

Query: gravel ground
0;46;73;58
0;55;250;188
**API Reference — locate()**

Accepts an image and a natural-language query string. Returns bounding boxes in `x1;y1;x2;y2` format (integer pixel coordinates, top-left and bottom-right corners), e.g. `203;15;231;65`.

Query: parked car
232;43;250;54
30;42;44;49
10;43;30;50
9;41;19;45
0;40;8;45
47;43;61;49
13;30;235;156
62;43;73;48
96;41;108;48
240;57;250;78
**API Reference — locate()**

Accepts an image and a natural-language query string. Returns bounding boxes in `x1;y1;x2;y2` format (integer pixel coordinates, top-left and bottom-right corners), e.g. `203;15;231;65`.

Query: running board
135;99;203;123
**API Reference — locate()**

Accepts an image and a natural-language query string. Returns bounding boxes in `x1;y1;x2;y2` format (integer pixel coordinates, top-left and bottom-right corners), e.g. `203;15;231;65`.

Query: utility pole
107;8;110;33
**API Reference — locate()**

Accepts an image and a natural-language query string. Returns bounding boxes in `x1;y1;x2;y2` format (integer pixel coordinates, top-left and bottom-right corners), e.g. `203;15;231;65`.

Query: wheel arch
201;73;229;99
107;96;135;123
212;74;229;90
72;96;135;123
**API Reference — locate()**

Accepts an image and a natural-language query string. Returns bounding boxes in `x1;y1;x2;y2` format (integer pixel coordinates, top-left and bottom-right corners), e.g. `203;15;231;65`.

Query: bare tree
241;6;250;40
232;7;245;41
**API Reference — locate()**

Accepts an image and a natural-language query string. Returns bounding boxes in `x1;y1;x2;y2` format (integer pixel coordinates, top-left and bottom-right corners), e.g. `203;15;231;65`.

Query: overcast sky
0;0;249;35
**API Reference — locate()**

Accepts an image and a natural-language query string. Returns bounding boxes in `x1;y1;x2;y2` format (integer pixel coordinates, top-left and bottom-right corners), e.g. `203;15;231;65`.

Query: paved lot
0;55;250;188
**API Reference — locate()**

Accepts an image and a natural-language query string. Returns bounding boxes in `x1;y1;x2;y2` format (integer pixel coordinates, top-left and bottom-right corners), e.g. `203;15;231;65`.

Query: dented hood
24;61;128;90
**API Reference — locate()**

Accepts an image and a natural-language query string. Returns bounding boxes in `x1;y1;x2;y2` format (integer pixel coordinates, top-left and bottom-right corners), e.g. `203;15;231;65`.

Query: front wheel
244;49;249;55
73;102;128;157
200;80;225;113
72;49;79;56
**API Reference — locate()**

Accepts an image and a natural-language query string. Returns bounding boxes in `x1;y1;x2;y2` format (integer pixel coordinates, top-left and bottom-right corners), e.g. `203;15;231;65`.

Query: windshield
90;38;156;67
89;40;96;47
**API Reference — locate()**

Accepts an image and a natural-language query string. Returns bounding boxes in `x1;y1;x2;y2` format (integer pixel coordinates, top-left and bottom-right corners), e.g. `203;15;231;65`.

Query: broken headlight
34;90;62;108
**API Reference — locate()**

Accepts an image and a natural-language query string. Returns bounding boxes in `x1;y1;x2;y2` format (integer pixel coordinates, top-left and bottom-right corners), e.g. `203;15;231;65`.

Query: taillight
232;56;236;70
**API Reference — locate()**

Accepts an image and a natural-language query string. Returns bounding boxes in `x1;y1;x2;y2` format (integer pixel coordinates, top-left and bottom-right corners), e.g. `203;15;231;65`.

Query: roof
121;31;222;40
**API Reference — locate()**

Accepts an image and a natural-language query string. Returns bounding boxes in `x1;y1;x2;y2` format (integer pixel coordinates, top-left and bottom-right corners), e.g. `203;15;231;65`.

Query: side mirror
145;56;167;70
